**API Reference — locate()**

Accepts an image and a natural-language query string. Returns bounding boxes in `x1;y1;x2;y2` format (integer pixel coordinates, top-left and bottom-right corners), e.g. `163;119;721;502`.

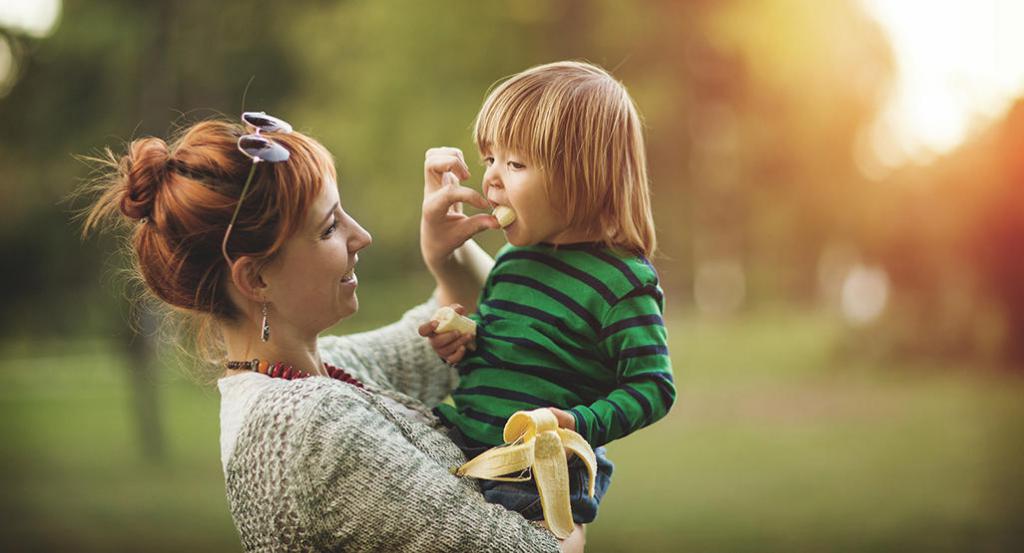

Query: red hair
80;118;335;361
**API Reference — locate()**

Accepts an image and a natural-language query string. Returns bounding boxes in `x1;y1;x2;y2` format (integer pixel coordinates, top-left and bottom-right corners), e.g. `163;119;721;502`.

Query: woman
81;113;584;552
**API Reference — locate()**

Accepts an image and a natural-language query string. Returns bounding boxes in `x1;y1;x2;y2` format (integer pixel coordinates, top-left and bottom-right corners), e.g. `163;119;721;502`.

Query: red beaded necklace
225;358;365;389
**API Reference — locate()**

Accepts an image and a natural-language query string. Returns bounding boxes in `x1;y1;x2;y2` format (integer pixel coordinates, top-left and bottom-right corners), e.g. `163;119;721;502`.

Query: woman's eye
322;221;337;239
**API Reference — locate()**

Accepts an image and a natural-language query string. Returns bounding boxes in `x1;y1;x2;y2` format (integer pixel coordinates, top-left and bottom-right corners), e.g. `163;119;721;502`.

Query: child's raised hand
421;147;499;272
418;303;477;365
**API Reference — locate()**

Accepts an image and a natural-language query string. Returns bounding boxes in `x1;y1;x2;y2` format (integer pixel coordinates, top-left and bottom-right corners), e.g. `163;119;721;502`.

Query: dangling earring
260;302;271;342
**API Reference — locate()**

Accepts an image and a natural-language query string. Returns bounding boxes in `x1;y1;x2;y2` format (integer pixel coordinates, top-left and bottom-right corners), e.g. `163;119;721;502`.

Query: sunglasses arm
221;161;261;266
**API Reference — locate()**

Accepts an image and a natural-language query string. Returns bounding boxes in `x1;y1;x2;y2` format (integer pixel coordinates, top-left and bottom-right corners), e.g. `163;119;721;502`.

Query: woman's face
261;177;372;336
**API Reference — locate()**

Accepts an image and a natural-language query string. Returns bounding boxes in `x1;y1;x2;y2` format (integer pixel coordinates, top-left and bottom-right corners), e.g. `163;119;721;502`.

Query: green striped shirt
434;242;675;448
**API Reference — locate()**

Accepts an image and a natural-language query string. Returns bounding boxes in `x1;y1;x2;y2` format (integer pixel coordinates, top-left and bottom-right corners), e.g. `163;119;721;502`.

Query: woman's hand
557;524;587;553
421;147;498;272
421;147;499;309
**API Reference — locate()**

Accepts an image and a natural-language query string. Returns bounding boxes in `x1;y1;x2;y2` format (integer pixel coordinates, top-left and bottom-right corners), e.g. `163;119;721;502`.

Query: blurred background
1;0;1023;551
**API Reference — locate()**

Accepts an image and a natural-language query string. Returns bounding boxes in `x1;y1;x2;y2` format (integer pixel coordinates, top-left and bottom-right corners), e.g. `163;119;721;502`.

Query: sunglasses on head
222;111;293;266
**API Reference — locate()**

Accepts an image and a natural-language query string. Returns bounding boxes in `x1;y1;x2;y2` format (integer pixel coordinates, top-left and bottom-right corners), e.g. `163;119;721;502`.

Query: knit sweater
218;298;560;552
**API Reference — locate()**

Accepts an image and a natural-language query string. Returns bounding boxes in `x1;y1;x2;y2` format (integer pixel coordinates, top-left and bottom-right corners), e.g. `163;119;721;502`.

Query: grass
1;307;1022;552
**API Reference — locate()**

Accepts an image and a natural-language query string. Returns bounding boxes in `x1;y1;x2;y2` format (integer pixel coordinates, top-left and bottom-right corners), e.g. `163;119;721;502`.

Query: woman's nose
349;219;372;252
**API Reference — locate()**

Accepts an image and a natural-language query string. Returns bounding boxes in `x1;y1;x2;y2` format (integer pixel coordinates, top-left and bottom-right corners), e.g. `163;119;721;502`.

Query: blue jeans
446;424;614;524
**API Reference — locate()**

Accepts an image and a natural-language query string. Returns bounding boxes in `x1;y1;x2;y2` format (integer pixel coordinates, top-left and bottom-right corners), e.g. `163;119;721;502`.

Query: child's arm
569;284;676;447
421;147;499;311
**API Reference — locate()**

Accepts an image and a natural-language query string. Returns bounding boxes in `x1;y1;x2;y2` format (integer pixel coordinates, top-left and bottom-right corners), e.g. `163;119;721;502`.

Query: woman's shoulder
224;376;369;468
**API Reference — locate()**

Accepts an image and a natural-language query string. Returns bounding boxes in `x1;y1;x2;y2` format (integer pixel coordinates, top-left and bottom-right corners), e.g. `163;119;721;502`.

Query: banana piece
492;205;517;228
431;306;477;336
455;408;596;540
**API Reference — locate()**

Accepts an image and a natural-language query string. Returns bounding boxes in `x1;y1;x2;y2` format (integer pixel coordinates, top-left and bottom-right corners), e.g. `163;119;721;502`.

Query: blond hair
474;61;656;257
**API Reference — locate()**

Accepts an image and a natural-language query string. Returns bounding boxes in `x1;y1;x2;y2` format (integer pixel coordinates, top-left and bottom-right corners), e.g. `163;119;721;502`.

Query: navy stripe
622;385;654;426
454;386;551;407
568;408;588;439
495;250;619;305
463;407;508;427
481;328;602;363
484;299;591;344
432;405;453;427
470;348;603;395
589;249;643;288
624;372;676;410
491;274;601;334
605;398;632;437
621;345;670;359
619;284;664;305
580;405;608;438
540;241;605;251
600;314;665;341
638;255;656;272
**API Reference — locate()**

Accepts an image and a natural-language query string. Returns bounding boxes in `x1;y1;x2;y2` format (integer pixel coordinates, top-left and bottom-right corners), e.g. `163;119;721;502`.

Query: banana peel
455;408;597;539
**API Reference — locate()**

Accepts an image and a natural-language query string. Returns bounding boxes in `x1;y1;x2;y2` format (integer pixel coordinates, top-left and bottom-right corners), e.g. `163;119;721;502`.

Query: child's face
481;145;567;246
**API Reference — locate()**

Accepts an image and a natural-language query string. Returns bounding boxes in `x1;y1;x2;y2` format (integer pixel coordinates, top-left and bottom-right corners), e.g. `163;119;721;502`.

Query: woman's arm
295;387;564;553
421;147;497;312
318;297;458;406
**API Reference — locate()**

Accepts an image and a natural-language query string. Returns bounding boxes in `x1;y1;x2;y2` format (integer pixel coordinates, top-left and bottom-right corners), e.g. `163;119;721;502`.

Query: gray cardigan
220;299;561;552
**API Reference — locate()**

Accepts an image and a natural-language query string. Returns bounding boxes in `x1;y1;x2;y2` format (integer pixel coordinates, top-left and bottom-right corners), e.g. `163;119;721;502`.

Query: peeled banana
492;205;517;228
456;408;596;539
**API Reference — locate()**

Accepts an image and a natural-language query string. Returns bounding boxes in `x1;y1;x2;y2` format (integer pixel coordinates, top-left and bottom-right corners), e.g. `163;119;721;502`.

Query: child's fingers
445;185;490;210
431;330;463;350
435;338;464;358
445;345;467;365
436;333;473;358
418;320;439;337
451;304;466;315
424;153;470;183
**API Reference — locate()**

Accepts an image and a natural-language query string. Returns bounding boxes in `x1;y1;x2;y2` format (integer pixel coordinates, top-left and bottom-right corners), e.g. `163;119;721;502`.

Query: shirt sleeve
295;389;561;553
317;295;458;408
569;284;676;447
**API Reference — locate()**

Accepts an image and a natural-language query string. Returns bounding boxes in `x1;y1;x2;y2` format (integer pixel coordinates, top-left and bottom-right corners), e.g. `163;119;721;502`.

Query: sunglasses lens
239;135;291;162
242;111;293;133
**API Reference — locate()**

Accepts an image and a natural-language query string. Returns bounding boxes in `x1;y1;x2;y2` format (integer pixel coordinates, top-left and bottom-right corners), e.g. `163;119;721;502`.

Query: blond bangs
473;80;549;165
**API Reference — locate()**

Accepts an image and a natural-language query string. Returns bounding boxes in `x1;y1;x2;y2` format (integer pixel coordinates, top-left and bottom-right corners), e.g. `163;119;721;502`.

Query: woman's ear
229;256;269;303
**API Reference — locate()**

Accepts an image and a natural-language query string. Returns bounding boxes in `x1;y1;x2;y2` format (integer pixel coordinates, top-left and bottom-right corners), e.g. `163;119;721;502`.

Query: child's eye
482;156;494;166
508;161;526;170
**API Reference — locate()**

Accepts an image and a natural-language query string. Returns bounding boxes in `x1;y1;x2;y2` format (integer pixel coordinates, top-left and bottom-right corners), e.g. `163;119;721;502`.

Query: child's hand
546;407;576;432
418;303;477;365
421;147;499;273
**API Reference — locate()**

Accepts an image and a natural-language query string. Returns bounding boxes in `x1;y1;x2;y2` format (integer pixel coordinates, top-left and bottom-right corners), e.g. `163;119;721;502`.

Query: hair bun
120;137;170;220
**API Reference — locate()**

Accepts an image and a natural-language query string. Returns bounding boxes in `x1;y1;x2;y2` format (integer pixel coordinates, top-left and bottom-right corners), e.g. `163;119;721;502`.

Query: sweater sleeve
318;296;458;407
295;389;561;553
569;283;676;447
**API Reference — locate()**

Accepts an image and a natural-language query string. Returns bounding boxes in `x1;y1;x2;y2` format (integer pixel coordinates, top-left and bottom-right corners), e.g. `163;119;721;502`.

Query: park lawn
1;308;1022;552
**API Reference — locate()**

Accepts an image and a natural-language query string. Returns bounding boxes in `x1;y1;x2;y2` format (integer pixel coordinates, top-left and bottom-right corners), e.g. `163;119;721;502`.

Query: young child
423;61;675;526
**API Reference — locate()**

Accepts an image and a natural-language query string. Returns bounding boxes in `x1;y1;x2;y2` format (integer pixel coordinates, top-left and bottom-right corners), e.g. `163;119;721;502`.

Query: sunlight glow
860;0;1024;168
0;0;61;38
